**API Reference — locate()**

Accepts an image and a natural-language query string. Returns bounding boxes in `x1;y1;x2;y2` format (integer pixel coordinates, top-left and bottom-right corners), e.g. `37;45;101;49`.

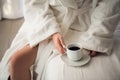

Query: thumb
59;37;66;49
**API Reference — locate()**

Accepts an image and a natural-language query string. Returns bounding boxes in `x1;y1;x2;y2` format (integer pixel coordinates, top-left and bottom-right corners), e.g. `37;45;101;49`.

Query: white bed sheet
41;26;120;80
43;42;120;80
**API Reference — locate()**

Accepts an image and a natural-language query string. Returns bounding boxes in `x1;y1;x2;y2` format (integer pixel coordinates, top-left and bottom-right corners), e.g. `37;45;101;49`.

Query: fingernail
64;49;66;53
62;45;66;49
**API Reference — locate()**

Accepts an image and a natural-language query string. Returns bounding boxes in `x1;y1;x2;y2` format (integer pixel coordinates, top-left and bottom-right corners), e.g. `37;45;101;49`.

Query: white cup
66;43;87;61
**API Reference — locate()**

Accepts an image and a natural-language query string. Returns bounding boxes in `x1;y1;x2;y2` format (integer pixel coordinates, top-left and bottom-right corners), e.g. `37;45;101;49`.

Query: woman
0;0;120;80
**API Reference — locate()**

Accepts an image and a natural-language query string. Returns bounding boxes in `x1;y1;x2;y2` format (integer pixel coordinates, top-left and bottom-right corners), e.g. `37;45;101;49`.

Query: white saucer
61;53;91;67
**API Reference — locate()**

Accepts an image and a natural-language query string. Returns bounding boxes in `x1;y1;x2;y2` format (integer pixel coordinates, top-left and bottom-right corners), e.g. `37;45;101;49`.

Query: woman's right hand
52;32;66;54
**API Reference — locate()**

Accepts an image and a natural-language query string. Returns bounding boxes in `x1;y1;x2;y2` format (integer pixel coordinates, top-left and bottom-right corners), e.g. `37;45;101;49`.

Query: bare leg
9;44;38;80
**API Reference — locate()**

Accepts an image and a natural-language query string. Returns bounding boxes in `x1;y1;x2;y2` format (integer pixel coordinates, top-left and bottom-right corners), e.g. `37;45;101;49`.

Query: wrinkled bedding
41;28;120;80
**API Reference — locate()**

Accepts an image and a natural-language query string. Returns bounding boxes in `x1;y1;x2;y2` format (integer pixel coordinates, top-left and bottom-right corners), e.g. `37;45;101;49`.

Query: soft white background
0;0;23;20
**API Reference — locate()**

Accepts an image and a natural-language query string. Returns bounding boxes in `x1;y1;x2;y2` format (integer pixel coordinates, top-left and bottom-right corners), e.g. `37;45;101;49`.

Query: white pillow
2;0;23;19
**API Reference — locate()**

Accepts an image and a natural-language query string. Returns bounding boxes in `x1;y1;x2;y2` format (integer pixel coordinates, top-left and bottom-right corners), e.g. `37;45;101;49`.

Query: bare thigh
9;44;38;68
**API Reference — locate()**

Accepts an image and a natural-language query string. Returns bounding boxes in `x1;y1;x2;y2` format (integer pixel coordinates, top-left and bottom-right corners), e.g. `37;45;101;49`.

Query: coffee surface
69;46;80;51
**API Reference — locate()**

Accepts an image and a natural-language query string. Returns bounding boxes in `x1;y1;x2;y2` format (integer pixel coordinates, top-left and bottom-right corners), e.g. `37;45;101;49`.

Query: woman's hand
85;49;98;57
52;32;66;54
89;51;97;57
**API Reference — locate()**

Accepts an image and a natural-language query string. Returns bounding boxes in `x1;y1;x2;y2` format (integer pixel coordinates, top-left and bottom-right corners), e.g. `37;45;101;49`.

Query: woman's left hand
89;51;97;57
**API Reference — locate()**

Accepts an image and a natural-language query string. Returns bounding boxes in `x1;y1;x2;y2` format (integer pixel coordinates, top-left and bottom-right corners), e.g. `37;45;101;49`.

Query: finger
56;38;65;54
58;37;66;53
59;36;66;48
57;46;65;54
90;51;97;56
58;47;65;54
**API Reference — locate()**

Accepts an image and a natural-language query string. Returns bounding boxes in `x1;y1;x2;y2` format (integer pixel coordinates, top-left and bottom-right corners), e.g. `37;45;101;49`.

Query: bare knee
9;51;27;70
9;45;38;70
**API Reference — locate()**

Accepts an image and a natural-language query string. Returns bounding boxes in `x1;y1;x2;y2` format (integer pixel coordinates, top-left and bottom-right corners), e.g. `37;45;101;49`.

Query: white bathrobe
0;0;120;80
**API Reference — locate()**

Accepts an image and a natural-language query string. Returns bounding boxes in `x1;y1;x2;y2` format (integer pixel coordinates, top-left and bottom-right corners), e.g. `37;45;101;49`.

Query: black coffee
68;46;80;51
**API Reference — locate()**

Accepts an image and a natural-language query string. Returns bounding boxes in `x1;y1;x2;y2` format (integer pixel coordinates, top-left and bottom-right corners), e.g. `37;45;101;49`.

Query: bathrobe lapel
59;0;100;9
58;0;78;9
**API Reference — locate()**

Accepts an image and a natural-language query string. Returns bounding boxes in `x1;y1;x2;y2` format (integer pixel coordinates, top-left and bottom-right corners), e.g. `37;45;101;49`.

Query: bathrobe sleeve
80;0;120;55
23;0;61;47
